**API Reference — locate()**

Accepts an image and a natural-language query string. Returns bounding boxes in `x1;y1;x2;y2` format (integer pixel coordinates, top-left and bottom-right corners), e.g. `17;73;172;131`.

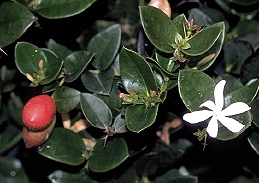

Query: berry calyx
22;94;56;131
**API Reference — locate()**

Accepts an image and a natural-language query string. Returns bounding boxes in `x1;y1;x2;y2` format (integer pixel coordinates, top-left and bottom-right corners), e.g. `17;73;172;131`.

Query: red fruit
22;94;56;131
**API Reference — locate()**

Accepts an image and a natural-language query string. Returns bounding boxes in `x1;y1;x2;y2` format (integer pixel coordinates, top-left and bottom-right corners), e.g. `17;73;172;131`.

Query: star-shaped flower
183;80;251;138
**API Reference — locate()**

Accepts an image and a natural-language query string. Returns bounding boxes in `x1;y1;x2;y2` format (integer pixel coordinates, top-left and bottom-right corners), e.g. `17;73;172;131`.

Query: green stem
142;176;150;183
0;132;23;155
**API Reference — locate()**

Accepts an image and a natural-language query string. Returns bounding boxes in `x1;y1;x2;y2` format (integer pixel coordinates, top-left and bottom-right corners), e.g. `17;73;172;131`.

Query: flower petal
214;80;226;112
200;100;216;111
207;116;218;138
217;116;245;133
220;102;251;117
183;110;213;124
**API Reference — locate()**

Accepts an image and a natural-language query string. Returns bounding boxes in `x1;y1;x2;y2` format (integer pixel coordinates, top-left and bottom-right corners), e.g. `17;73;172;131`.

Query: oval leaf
64;51;94;83
182;22;223;56
178;69;215;111
52;86;81;113
31;0;96;19
0;2;36;47
81;68;114;95
248;131;259;156
37;128;86;166
15;42;47;75
87;24;121;71
40;48;63;85
139;6;179;53
80;93;112;129
125;104;159;133
120;47;157;97
88;138;129;172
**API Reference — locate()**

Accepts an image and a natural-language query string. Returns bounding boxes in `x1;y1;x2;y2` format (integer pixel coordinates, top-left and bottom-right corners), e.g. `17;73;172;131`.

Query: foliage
1;0;259;182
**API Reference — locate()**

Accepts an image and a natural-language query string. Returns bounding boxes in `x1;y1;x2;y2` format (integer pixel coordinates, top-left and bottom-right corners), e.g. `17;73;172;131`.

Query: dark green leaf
48;170;95;183
40;48;63;85
248;131;259;156
116;168;139;183
30;0;96;19
120;47;157;97
230;0;259;6
178;69;215;111
216;111;251;140
188;7;228;27
47;39;73;60
113;114;127;133
215;74;243;94
80;93;112;129
0;157;30;183
95;79;123;117
88;138;129;172
182;22;223;56
125;104;159;133
87;24;121;71
250;98;259;127
53;86;81;113
15;42;47;75
64;51;94;83
38;128;86;166
154;168;198;183
139;6;181;53
0;2;35;47
225;79;259;106
81;68;114;95
223;38;254;74
188;22;225;71
240;54;259;83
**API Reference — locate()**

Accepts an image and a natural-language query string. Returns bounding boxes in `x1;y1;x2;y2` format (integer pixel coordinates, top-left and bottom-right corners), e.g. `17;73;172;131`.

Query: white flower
183;80;251;138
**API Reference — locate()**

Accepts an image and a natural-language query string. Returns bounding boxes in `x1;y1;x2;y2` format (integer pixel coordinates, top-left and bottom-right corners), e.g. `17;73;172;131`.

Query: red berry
22;94;56;131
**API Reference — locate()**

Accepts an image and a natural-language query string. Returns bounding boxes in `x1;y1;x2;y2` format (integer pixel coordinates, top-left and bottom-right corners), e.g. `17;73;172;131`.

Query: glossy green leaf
225;79;259;106
224;38;254;74
40;48;63;85
188;7;227;27
15;42;47;75
248;131;259;156
87;24;121;71
48;170;95;183
125;104;159;133
64;51;94;83
88;138;129;172
240;54;259;83
120;47;157;97
182;22;223;56
0;157;30;183
37;128;86;166
52;86;81;113
80;93;112;129
178;69;215;111
230;0;259;6
0;2;36;48
81;68;114;95
95;79;123;117
47;39;73;60
116;168;139;183
139;6;180;53
216;111;251;140
113;114;127;133
249;98;259;127
188;22;225;71
29;0;96;19
216;74;243;94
